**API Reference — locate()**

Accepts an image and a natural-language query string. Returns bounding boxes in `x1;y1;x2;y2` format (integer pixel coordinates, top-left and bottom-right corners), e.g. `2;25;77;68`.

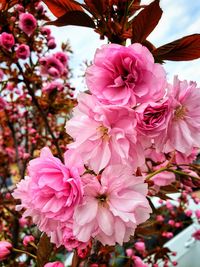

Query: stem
145;167;168;181
167;169;200;180
145;167;200;181
6;114;23;178
16;62;63;161
13;248;37;259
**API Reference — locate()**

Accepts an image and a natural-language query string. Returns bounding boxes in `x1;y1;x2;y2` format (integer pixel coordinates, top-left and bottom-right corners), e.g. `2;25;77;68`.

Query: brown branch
16;62;63;161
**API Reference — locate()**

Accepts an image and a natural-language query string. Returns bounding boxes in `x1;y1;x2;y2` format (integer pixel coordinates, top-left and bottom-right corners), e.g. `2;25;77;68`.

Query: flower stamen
174;106;187;120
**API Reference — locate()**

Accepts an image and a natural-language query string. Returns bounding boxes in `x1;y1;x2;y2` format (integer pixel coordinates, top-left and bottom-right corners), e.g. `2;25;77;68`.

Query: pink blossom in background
132;256;148;267
156;77;200;155
54;51;68;67
40;26;51;37
42;81;64;93
73;165;151;245
0;32;15;50
47;38;57;49
16;44;30;59
12;147;83;233
134;241;146;252
0;241;12;260
66;93;144;173
19;217;28;227
44;262;64;267
86;43;166;107
0;69;4;81
23;235;35;246
195;210;200;219
192;229;200;241
19;13;37;35
16;4;25;13
39;55;64;78
0;97;7;110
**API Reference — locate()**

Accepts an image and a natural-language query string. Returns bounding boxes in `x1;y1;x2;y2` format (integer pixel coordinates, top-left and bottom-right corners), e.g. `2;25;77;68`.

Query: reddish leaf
0;0;7;11
45;10;95;28
37;233;53;267
43;0;83;17
153;34;200;61
131;0;162;43
84;0;105;15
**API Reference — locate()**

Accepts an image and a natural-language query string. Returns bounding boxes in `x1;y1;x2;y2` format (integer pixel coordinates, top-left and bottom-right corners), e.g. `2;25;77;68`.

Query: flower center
174;106;187;120
98;125;109;141
96;194;107;203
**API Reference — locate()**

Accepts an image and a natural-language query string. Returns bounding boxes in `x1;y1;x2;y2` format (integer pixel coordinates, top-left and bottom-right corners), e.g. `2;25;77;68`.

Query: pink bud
19;217;28;227
0;32;15;50
40;27;51;36
44;262;64;267
134;241;145;252
47;38;56;49
156;215;164;222
0;241;12;260
195;210;200;219
162;232;173;239
126;248;134;257
168;220;175;226
185;210;192;217
16;44;30;60
192;229;200;240
23;235;35;246
175;222;182;228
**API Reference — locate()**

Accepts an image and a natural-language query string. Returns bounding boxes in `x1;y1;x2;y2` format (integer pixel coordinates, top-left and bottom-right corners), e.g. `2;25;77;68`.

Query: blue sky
48;0;200;90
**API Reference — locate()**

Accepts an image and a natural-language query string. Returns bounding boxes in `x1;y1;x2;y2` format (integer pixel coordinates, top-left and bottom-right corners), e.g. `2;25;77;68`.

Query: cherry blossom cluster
13;41;200;259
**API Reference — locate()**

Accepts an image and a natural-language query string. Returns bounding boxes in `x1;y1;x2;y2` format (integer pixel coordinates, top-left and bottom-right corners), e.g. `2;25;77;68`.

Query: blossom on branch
73;165;151;245
86;43;166;107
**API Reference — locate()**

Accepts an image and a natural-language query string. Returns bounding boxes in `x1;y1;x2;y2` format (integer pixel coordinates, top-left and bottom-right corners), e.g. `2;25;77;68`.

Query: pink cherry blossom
0;241;12;260
136;99;172;143
50;220;87;250
172;148;198;165
12;147;83;233
66;93;144;173
0;32;15;50
16;44;30;60
73;165;151;245
19;13;37;35
152;170;175;187
156;77;200;155
86;43;166;107
44;262;64;267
